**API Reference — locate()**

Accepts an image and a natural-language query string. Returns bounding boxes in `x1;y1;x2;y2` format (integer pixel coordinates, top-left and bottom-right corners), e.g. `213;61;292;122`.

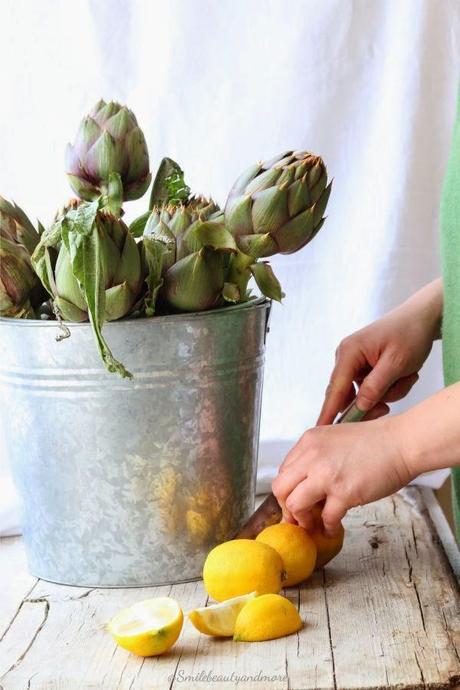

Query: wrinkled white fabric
1;0;459;534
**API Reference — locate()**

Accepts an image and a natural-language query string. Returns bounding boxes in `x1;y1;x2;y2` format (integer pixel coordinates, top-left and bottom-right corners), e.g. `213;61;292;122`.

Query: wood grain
0;488;459;690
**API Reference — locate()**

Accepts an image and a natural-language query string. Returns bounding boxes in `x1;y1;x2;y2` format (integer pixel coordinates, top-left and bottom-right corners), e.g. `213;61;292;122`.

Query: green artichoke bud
32;201;146;377
143;196;221;261
65;99;151;203
225;151;331;258
36;210;143;322
142;197;240;312
163;248;227;312
0;198;41;317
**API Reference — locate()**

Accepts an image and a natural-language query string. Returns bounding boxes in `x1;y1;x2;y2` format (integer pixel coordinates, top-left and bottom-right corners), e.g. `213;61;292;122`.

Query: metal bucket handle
264;299;272;344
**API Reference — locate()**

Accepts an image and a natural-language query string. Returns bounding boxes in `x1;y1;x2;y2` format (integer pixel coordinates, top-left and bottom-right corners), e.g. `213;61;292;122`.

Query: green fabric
440;87;460;538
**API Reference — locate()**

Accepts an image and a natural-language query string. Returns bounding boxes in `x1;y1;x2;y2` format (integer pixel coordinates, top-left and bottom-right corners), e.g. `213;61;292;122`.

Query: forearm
397;380;460;476
398;278;443;340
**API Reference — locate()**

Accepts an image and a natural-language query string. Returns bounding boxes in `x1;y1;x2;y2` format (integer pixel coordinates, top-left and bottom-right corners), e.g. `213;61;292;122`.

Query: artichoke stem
227;252;253;300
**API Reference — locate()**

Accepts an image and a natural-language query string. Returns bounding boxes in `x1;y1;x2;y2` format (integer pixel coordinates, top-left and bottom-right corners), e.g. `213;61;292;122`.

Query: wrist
386;413;420;484
400;279;443;341
391;410;426;482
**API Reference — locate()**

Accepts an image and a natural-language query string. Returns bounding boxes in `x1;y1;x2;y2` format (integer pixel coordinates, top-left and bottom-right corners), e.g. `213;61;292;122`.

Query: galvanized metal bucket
0;298;270;587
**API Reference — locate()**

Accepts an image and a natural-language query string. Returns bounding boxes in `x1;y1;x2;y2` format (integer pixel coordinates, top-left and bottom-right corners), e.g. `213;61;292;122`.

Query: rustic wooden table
0;487;459;690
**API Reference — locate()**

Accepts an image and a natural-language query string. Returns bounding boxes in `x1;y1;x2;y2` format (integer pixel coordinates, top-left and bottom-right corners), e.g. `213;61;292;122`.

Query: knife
234;397;366;539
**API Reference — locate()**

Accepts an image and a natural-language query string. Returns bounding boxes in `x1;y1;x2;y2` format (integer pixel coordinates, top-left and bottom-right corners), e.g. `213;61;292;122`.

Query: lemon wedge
107;597;183;656
233;593;302;642
188;592;257;637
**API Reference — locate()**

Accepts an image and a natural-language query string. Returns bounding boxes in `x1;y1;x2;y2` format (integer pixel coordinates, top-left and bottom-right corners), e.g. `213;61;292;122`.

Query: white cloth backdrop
1;0;460;534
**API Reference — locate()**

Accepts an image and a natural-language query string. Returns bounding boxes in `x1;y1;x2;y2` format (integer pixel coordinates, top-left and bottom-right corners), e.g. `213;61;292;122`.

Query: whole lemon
233;593;302;642
310;504;344;568
256;522;317;586
203;539;284;602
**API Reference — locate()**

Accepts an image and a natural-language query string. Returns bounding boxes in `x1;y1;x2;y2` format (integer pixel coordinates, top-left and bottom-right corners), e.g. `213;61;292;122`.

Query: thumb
356;353;398;412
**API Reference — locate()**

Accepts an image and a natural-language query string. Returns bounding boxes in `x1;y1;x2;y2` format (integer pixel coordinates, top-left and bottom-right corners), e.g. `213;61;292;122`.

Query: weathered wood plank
0;489;459;690
0;536;36;640
325;489;460;690
421;486;460;583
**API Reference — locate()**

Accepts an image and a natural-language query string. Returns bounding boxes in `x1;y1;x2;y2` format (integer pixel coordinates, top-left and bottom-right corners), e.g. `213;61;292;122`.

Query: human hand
318;280;443;425
272;415;413;535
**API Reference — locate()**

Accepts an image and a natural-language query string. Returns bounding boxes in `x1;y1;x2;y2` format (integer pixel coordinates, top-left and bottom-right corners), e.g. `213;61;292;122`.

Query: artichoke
0;197;41;317
0;239;38;317
142;197;239;312
0;196;41;254
65;99;151;203
225;151;331;258
33;201;146;377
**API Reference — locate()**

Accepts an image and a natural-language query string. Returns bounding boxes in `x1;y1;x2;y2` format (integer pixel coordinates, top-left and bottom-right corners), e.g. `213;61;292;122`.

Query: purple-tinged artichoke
0;198;41;317
0;196;40;254
65;100;151;203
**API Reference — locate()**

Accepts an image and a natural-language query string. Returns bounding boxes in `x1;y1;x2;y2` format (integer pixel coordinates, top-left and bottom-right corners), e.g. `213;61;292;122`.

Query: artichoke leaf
61;202;132;378
222;282;240;303
250;262;284;302
142;236;166;317
313;182;332;225
237;232;277;259
129;210;150;238
149;157;190;209
251;185;289;235
104;171;123;218
184;220;237;254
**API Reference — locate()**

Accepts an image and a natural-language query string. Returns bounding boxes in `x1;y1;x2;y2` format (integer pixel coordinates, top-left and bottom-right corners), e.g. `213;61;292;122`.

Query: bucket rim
0;296;271;328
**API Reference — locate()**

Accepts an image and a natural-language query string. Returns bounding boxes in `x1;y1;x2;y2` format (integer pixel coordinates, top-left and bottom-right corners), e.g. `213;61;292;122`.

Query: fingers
356;351;401;412
317;342;362;425
290;509;315;531
362;401;390;420
321;495;347;536
317;380;355;426
283;478;325;530
381;373;418;402
272;460;309;507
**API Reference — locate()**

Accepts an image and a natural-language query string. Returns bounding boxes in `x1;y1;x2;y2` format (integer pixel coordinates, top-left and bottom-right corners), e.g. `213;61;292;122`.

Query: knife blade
234;397;366;539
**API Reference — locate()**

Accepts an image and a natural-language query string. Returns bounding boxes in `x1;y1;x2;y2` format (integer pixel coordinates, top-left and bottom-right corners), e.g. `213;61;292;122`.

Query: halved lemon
107;597;183;656
188;592;257;637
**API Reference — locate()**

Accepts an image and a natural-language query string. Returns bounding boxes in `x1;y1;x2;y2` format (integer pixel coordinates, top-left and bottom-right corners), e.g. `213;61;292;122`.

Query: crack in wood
101;643;118;687
322;569;337;690
0;581;38;643
411;522;419;556
413;582;427;634
404;544;413;583
1;600;50;679
26;671;37;689
115;654;129;688
128;657;144;690
414;650;426;688
168;630;187;690
441;608;460;665
403;537;428;637
70;588;96;601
